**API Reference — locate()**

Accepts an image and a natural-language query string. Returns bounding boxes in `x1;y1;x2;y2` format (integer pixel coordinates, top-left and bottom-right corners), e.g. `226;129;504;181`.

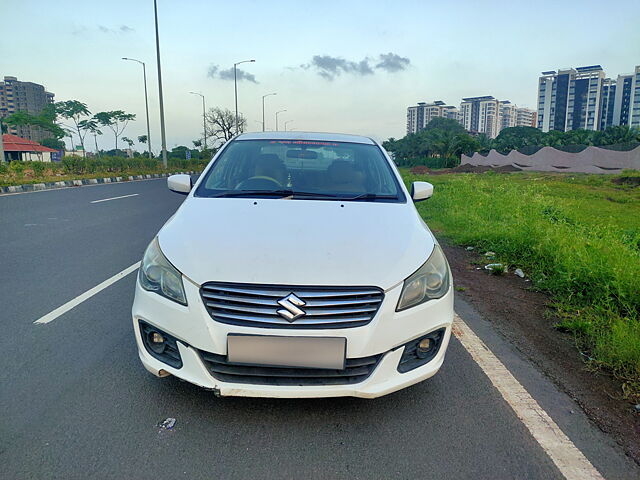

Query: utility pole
154;0;168;167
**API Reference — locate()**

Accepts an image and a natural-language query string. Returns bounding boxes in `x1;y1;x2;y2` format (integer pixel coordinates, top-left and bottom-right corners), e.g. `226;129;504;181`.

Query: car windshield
194;139;405;202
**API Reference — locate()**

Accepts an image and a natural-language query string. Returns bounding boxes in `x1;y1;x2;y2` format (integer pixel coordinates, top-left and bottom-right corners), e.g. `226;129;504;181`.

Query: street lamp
262;93;277;132
153;0;167;167
122;57;152;159
189;92;207;151
284;120;293;131
275;110;287;131
234;59;255;135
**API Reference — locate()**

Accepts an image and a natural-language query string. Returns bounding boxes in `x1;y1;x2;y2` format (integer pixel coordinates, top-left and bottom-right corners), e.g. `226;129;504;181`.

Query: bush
9;161;25;177
31;161;46;177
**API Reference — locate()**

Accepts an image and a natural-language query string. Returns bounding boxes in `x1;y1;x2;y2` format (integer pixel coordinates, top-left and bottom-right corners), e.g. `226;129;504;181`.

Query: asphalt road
1;179;638;479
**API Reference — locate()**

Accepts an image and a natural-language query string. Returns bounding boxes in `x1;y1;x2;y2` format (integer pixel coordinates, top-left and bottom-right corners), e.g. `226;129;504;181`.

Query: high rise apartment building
537;65;640;132
406;101;461;134
0;76;55;142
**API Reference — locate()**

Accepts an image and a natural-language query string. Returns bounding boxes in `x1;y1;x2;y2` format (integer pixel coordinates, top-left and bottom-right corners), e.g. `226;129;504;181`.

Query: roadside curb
0;171;198;195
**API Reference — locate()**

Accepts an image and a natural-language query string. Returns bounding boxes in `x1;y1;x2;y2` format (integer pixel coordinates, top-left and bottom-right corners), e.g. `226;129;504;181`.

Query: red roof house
2;134;57;162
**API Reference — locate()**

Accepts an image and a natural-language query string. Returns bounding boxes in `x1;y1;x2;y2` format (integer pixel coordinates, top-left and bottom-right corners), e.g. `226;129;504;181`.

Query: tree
204;107;246;146
55;100;91;156
138;134;148;144
3;108;66;141
40;138;66;150
424;117;466;133
121;136;135;148
93;110;136;152
192;139;202;149
78;119;102;155
492;126;545;153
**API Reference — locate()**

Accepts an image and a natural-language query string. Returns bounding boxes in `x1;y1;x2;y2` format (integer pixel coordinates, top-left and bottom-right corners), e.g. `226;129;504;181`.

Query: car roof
234;131;376;145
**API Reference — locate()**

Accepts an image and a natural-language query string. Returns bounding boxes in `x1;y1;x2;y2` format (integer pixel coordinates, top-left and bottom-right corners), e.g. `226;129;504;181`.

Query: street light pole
122;57;152;159
189;92;207;151
261;92;277;132
233;59;255;135
153;0;168;167
275;110;287;131
284;120;293;131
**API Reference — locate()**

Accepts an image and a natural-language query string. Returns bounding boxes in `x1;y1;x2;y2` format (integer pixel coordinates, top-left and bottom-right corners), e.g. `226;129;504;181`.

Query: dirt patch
441;241;640;464
612;176;640;187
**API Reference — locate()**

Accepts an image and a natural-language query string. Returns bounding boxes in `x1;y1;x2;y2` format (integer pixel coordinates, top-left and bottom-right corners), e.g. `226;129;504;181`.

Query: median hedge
0;156;209;187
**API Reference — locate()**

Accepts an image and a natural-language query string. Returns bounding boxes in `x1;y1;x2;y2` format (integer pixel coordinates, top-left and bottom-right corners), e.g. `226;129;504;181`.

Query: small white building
2;134;57;162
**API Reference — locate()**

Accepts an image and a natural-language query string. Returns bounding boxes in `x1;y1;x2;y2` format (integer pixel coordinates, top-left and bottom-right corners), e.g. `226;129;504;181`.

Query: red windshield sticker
269;140;340;146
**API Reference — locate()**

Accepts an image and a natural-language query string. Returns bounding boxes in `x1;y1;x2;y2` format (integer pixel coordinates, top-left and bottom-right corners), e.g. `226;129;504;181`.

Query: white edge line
90;193;140;204
34;262;140;325
452;314;604;480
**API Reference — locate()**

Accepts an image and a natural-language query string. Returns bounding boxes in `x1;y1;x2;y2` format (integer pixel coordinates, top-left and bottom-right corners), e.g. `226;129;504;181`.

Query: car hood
158;197;434;290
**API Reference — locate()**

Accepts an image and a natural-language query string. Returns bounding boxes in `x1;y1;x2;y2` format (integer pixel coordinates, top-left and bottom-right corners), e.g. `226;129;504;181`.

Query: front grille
198;350;383;386
200;283;384;329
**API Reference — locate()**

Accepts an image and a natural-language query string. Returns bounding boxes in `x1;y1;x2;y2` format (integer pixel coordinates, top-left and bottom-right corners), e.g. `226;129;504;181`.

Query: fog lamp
417;338;434;358
147;331;166;354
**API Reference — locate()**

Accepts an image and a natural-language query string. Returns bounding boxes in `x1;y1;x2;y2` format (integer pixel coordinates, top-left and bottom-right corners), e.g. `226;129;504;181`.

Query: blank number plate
227;335;346;369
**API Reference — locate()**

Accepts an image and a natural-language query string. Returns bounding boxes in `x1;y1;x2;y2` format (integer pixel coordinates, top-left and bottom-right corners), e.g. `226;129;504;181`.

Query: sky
1;0;639;152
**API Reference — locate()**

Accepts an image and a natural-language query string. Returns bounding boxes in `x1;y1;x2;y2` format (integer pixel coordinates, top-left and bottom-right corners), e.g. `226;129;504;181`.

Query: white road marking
34;262;140;325
90;193;139;203
452;315;604;480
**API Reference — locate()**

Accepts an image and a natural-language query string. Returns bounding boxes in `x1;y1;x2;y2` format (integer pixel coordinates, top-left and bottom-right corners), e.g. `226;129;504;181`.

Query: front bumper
132;277;454;398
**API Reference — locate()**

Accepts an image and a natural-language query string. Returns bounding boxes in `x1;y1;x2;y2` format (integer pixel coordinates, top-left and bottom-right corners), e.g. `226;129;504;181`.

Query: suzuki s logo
277;293;306;322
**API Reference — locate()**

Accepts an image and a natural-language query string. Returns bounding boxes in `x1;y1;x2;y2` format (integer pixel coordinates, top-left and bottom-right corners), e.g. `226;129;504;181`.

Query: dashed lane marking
34;262;140;325
90;193;139;203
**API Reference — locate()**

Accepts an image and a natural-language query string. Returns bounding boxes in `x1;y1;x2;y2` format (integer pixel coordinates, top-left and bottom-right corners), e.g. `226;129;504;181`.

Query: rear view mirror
286;149;318;159
167;174;192;194
411;181;433;202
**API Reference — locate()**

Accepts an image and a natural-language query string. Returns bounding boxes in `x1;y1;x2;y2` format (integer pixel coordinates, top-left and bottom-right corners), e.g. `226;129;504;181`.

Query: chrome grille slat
212;311;373;324
200;282;384;329
202;284;381;298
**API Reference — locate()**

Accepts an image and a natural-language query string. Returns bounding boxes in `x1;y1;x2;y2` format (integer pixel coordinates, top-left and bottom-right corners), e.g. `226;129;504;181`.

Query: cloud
92;24;135;34
207;64;258;83
302;53;410;80
375;52;410;72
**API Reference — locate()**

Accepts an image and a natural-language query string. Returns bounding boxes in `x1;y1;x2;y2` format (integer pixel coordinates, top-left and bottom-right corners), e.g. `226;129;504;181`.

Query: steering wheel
236;176;282;190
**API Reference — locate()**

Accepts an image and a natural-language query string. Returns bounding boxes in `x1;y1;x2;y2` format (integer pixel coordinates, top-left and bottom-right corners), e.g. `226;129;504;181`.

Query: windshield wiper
344;193;399;201
210;189;294;198
210;189;341;199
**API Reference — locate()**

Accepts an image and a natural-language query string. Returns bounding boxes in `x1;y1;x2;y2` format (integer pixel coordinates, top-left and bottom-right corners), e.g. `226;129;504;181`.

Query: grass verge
402;170;640;398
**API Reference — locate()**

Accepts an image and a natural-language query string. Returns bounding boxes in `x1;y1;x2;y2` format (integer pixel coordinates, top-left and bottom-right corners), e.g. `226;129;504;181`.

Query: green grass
402;170;640;394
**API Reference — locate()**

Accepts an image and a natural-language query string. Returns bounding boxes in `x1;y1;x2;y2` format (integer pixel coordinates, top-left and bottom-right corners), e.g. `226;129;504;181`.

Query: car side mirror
167;174;192;194
411;181;433;202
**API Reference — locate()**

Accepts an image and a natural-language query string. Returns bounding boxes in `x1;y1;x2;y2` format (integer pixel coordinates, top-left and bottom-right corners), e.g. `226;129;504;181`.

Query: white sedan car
132;132;453;398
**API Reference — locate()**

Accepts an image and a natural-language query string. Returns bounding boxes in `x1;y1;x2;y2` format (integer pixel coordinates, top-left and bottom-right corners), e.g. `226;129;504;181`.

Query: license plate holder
227;334;346;370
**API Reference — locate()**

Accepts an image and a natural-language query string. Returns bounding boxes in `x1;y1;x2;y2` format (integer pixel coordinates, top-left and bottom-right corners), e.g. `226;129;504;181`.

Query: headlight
396;244;450;311
139;238;187;305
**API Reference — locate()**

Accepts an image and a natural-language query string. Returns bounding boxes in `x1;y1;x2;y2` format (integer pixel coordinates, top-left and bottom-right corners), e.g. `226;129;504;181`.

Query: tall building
600;66;640;129
406;100;460;134
460;96;501;138
499;101;518;130
537;65;640;132
0;76;55;142
516;107;537;128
